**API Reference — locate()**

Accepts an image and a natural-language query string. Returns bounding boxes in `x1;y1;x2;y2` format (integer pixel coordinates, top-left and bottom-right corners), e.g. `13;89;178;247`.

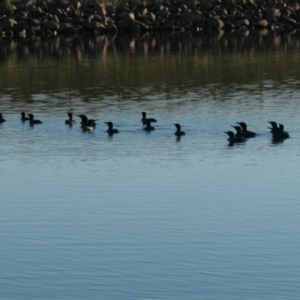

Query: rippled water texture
1;31;300;299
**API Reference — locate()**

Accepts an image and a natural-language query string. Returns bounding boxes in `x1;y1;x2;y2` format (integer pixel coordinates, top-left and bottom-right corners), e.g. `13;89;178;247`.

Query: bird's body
82;120;96;132
65;113;76;125
0;113;6;123
141;112;157;124
143;120;155;131
78;114;97;128
236;122;256;138
28;114;42;125
224;131;246;144
105;122;119;135
78;114;88;127
21;112;30;121
273;123;289;140
268;121;289;142
174;123;185;137
231;125;244;139
268;121;278;134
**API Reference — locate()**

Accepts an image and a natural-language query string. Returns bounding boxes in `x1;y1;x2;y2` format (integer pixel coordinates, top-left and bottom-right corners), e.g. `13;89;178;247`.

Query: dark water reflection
0;30;300;102
1;32;300;299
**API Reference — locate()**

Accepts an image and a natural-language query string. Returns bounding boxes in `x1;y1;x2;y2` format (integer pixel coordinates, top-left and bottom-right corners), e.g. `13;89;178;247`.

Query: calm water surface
1;32;300;299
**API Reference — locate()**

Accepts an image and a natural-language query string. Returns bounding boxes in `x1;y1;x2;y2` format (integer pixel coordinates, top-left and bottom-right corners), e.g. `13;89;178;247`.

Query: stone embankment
0;0;300;37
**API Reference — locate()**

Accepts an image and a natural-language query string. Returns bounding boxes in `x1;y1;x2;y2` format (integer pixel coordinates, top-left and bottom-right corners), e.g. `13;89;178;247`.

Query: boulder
281;15;297;24
265;8;281;20
118;12;135;22
91;21;106;31
181;17;192;27
92;3;107;17
257;28;268;36
82;20;92;29
136;14;148;23
255;19;268;27
178;0;198;8
155;9;169;18
236;18;250;26
53;15;60;24
130;21;140;31
106;22;118;32
247;0;257;8
74;1;81;9
161;23;174;30
186;12;201;22
105;5;114;15
236;0;247;6
0;18;18;30
117;20;130;30
147;12;156;21
21;0;36;7
60;23;77;34
43;20;59;30
74;16;84;24
207;17;224;29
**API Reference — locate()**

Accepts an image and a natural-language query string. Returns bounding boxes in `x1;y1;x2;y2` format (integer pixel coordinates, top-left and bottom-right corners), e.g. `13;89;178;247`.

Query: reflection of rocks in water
1;30;300;62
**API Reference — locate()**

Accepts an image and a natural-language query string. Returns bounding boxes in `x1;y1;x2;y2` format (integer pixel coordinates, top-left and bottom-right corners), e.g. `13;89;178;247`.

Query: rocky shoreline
1;0;300;37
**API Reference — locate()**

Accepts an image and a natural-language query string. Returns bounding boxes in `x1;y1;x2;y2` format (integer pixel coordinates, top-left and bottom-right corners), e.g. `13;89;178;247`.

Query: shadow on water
1;30;300;105
1;30;300;60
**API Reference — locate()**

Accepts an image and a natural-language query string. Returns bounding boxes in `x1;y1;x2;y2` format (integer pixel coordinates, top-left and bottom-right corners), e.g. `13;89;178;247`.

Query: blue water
1;35;300;299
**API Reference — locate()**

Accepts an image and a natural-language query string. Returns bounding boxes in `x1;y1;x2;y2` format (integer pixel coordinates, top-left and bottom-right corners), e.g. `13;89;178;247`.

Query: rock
92;3;107;17
291;3;299;11
43;20;59;30
161;23;174;30
0;18;18;30
155;9;169;18
178;0;198;8
132;20;149;30
207;17;224;29
186;12;201;22
74;1;81;9
255;19;268;27
0;0;297;35
282;8;292;17
265;8;281;22
136;14;148;23
118;12;135;22
236;0;247;6
81;7;95;15
3;29;14;37
257;28;268;36
82;20;92;29
17;22;30;31
130;21;140;31
60;23;77;34
22;0;36;7
181;17;192;27
152;3;164;11
281;15;297;24
236;18;250;26
105;4;114;15
147;12;156;22
54;8;63;18
90;21;106;31
19;29;27;37
74;16;84;24
201;0;213;11
53;15;60;24
247;0;257;8
117;20;130;30
106;22;118;32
